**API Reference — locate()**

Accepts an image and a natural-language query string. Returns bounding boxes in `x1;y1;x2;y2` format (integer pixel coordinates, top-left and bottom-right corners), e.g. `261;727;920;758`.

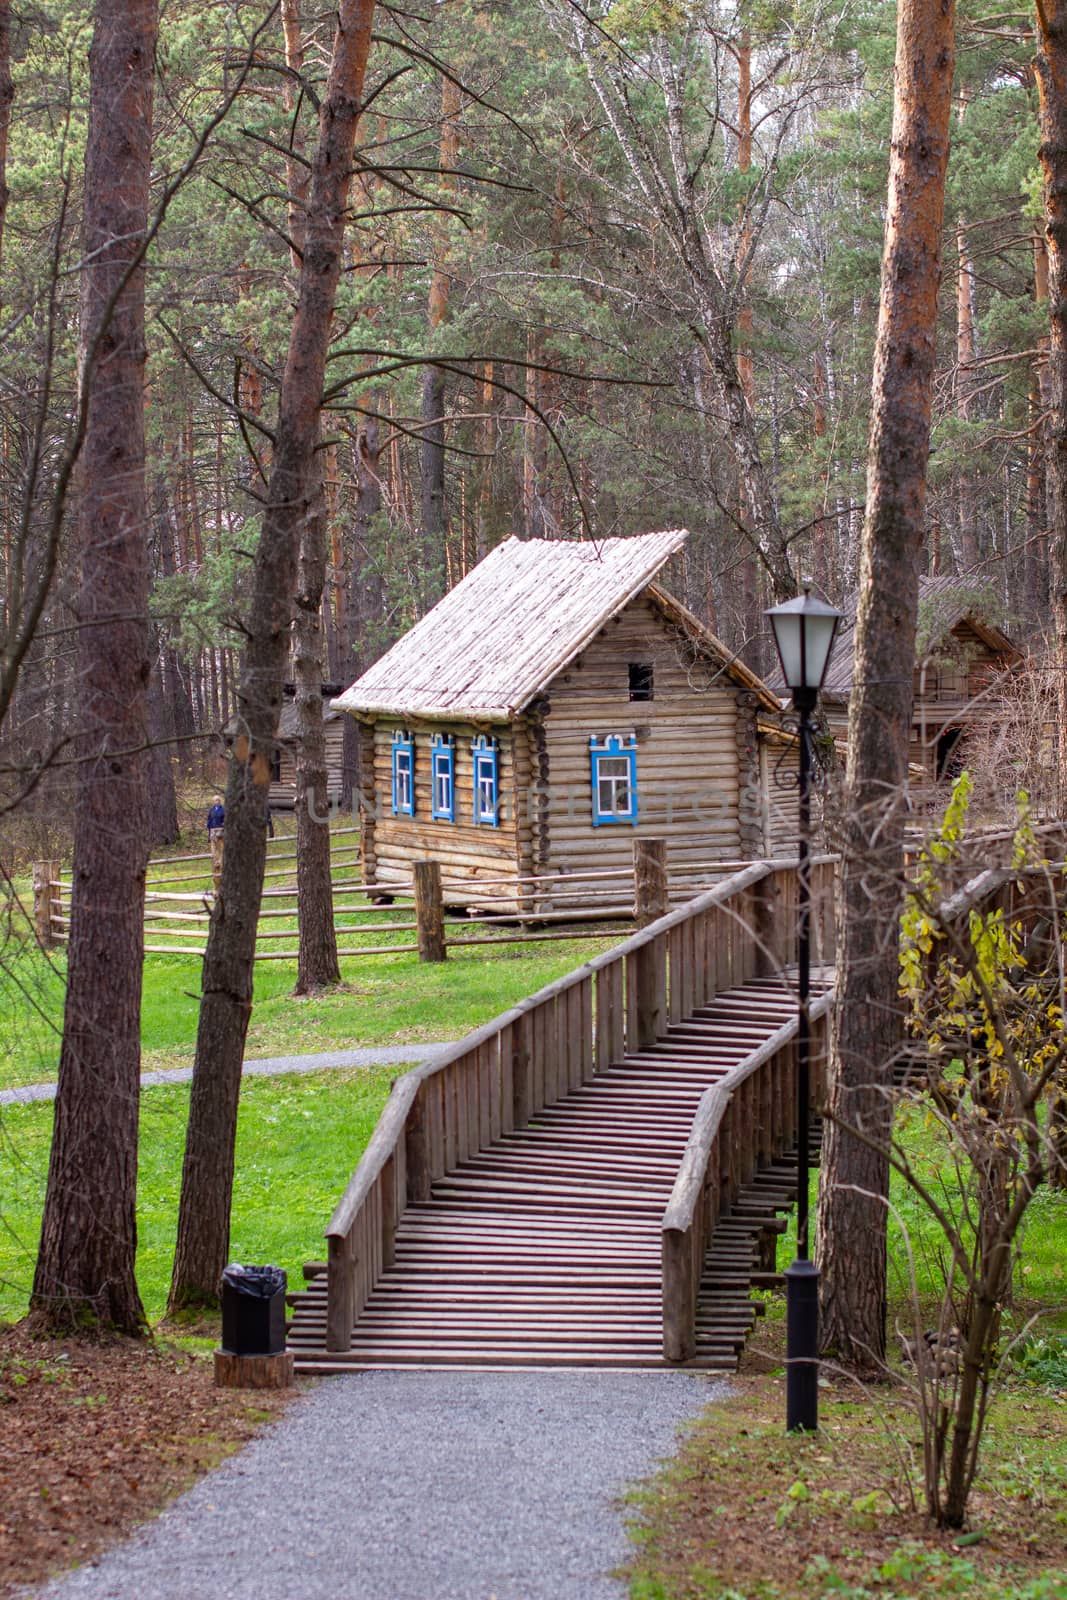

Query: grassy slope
2;824;619;1090
0;895;617;1322
0;936;616;1091
0;1065;396;1322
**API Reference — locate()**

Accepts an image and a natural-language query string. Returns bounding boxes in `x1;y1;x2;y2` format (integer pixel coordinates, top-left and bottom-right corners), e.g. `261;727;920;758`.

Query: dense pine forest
0;0;1056;855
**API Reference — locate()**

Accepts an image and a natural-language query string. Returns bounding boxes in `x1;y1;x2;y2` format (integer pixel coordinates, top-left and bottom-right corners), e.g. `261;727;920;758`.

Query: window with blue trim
590;735;638;826
431;735;455;821
471;735;499;827
391;730;414;816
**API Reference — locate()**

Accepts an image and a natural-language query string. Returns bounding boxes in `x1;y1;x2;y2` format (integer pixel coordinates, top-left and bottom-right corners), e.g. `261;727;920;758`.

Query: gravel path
32;1369;719;1600
0;1044;455;1106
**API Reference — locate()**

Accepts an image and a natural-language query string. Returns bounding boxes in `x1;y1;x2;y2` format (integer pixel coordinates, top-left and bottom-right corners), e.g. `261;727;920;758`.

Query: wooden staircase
288;973;826;1373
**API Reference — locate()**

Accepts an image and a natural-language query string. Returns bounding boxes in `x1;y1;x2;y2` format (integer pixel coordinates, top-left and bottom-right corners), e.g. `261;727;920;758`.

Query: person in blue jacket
207;796;225;842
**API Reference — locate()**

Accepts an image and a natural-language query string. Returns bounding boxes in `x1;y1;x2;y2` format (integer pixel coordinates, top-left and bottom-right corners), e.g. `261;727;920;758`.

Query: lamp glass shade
766;590;842;694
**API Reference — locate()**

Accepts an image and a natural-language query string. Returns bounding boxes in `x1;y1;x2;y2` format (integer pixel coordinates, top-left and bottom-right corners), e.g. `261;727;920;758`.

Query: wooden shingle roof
334;531;779;720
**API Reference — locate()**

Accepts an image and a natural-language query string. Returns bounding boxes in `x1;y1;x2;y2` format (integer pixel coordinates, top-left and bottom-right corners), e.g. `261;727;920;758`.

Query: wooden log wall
322;855;839;1354
534;595;749;889
270;717;346;810
364;716;522;907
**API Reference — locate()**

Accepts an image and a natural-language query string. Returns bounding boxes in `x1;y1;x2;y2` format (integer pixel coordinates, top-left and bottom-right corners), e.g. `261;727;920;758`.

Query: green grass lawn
776;1108;1067;1329
0;934;617;1092
0;1065;396;1323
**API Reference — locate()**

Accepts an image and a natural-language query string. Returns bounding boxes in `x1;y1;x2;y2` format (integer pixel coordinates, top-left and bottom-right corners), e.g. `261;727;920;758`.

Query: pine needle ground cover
627;1104;1067;1600
624;1362;1067;1600
0;1329;298;1598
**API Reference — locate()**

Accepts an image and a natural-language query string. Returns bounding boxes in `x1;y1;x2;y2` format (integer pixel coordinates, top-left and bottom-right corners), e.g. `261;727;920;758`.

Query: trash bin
220;1264;287;1357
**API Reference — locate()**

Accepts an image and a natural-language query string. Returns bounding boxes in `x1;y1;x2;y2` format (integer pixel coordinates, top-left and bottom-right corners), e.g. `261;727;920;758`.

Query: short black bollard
220;1263;287;1357
785;1257;819;1432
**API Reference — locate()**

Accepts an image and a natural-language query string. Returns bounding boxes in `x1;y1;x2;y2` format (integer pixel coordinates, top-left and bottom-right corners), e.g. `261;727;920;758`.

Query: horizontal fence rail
35;838;807;965
320;855;837;1356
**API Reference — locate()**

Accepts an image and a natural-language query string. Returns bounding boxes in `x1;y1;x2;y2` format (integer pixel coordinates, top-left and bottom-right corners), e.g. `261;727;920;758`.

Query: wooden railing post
326;1232;355;1352
634;837;668;928
749;868;778;976
511;1009;533;1128
630;934;666;1050
414;859;446;962
32;861;59;949
405;1082;432;1203
595;959;624;1070
662;1227;696;1362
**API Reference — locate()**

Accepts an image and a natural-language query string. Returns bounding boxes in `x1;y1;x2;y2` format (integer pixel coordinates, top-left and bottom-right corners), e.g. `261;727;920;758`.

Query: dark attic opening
628;662;654;701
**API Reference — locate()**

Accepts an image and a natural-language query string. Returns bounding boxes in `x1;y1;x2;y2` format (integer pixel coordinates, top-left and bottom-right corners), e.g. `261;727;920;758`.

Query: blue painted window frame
431;735;455;822
472;735;499;827
590;734;638;827
391;730;414;817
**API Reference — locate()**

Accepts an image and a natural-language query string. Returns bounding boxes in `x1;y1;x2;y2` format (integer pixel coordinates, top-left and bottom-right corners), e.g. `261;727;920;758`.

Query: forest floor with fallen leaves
0;1323;298;1597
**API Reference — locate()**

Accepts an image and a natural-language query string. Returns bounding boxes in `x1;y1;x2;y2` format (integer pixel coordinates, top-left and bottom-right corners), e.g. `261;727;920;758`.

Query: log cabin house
333;531;786;912
819;577;1023;782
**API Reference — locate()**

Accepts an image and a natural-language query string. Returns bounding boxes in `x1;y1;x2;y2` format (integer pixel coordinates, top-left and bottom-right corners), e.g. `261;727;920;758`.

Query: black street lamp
765;585;841;1433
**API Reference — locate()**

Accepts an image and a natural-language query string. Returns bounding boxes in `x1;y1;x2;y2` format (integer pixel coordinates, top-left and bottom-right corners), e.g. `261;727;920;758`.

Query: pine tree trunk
736;31;755;412
1035;4;1067;815
420;73;460;606
30;0;157;1336
955;174;979;567
294;452;341;992
817;0;956;1372
168;0;377;1313
340;408;383;809
147;650;179;846
280;0;309;273
0;0;13;300
324;440;345;681
1027;228;1051;627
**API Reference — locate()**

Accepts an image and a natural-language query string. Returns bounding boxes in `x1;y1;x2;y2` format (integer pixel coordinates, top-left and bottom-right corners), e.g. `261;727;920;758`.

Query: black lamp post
765;585;841;1433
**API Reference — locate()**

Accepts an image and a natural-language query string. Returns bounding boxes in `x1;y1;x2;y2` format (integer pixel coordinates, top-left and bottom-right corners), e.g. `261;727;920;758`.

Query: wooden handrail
660;991;835;1362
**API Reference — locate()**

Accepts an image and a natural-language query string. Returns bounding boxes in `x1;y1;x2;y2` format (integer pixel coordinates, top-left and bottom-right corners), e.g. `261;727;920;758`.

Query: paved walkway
0;1044;454;1106
33;1369;719;1600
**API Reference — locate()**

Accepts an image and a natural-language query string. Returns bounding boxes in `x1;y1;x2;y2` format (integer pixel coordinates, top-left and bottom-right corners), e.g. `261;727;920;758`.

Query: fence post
32;861;59;949
413;860;446;962
662;1227;696;1362
633;837;668;928
511;1010;533;1128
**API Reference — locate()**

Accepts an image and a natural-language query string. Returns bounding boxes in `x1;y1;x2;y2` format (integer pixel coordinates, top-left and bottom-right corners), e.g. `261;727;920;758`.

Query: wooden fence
33;835;783;963
321;855;837;1357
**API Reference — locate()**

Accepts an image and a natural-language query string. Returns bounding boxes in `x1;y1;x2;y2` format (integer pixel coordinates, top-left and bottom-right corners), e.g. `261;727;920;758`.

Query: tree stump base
213;1349;294;1389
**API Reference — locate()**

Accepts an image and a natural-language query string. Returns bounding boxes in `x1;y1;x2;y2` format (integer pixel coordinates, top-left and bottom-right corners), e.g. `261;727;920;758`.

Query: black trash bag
221;1263;286;1297
220;1264;287;1356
